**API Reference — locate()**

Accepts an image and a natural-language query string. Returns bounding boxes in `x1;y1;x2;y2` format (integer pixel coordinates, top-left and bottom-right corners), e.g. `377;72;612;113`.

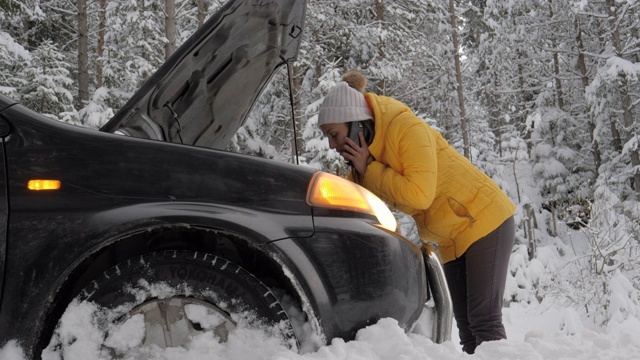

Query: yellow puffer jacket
357;93;516;263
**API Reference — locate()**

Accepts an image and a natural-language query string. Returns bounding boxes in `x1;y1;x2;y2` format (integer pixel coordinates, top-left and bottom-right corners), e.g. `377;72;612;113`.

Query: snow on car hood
100;0;306;149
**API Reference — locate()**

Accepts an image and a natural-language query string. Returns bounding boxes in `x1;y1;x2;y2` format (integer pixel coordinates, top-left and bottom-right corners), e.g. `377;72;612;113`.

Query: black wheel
45;250;296;357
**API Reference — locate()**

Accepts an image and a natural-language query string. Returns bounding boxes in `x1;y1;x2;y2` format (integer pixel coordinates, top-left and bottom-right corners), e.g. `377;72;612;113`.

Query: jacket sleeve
361;115;437;212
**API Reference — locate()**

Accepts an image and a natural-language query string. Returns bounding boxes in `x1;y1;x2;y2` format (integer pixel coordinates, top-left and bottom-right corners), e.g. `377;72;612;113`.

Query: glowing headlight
306;171;397;232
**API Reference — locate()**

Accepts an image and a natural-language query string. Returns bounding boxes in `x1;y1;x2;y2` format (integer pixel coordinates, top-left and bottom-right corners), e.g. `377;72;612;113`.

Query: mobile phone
347;121;370;147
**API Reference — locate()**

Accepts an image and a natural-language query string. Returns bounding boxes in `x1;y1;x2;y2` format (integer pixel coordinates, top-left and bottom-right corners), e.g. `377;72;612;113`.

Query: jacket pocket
447;197;476;228
421;197;474;241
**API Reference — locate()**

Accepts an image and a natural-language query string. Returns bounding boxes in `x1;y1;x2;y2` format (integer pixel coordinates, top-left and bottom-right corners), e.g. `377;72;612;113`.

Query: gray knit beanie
317;82;373;126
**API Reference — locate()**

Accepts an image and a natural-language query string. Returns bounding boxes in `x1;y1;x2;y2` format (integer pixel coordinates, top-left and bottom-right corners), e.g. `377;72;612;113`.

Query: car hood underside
100;0;306;150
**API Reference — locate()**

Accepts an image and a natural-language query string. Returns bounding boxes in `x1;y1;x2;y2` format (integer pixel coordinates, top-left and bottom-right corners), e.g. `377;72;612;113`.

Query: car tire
47;250;296;356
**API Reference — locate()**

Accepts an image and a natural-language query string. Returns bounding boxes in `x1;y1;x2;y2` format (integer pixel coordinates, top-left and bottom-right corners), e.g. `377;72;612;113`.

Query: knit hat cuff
317;82;373;126
318;105;373;125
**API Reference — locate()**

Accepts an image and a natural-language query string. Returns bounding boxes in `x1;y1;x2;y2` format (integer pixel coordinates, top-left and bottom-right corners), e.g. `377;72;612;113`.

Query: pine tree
0;30;31;99
99;0;165;111
21;40;77;123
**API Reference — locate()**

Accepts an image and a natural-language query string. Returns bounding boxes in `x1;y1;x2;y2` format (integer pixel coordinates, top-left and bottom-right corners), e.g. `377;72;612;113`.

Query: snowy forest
1;0;639;334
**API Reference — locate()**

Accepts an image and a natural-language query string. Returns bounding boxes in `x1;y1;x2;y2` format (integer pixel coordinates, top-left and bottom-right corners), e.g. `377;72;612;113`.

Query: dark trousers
443;216;515;354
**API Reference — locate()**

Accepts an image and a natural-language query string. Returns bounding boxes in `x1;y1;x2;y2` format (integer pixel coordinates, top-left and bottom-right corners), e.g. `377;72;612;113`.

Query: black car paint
0;106;8;302
270;217;427;342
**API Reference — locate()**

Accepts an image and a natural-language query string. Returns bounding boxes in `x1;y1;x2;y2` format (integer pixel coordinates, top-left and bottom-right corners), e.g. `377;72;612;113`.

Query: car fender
1;200;316;356
87;201;314;245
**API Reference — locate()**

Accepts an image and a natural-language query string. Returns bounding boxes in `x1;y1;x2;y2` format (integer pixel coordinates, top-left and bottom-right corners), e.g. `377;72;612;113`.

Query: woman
317;71;516;354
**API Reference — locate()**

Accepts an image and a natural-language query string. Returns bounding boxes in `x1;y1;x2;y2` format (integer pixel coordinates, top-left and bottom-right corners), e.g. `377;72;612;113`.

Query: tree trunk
138;0;149;62
77;0;89;106
197;0;206;26
597;13;624;155
610;118;624;153
165;0;176;60
548;0;564;111
22;14;30;48
374;0;387;95
512;16;532;155
526;204;536;260
374;0;384;20
485;72;502;157
574;16;602;175
96;0;107;89
633;26;640;64
607;0;640;195
449;0;470;159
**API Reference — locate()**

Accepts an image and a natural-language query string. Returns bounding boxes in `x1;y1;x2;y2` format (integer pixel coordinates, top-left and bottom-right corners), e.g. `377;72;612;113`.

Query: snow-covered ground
3;247;640;359
2;299;639;360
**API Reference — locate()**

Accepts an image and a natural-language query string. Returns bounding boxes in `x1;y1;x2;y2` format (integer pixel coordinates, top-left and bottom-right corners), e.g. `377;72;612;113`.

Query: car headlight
306;171;397;232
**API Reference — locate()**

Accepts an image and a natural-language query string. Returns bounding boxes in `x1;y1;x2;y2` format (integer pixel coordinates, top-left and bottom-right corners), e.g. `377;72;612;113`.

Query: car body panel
0;116;8;304
268;217;427;342
100;0;306;149
2;103;314;217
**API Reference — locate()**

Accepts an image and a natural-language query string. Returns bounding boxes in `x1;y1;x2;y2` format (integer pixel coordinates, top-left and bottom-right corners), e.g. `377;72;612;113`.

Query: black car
0;0;451;358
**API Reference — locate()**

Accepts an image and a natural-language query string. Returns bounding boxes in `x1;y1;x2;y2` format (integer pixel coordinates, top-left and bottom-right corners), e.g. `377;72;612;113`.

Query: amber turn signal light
28;180;61;191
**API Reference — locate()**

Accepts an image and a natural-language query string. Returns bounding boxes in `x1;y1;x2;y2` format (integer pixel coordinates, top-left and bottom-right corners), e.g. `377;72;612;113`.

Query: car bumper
267;216;427;343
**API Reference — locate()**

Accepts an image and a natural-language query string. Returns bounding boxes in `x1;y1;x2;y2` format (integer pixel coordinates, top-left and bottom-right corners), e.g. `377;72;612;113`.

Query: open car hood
100;0;306;149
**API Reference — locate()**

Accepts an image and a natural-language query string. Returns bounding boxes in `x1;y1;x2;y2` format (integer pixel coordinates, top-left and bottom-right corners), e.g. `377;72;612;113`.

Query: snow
3;239;640;360
0;31;31;61
3;303;640;360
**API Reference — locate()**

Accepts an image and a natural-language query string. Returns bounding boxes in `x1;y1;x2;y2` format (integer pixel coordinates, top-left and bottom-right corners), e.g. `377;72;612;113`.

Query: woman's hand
343;131;374;176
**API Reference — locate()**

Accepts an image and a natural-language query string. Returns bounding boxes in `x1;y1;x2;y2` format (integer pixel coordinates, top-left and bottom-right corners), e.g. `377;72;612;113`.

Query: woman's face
320;123;350;157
